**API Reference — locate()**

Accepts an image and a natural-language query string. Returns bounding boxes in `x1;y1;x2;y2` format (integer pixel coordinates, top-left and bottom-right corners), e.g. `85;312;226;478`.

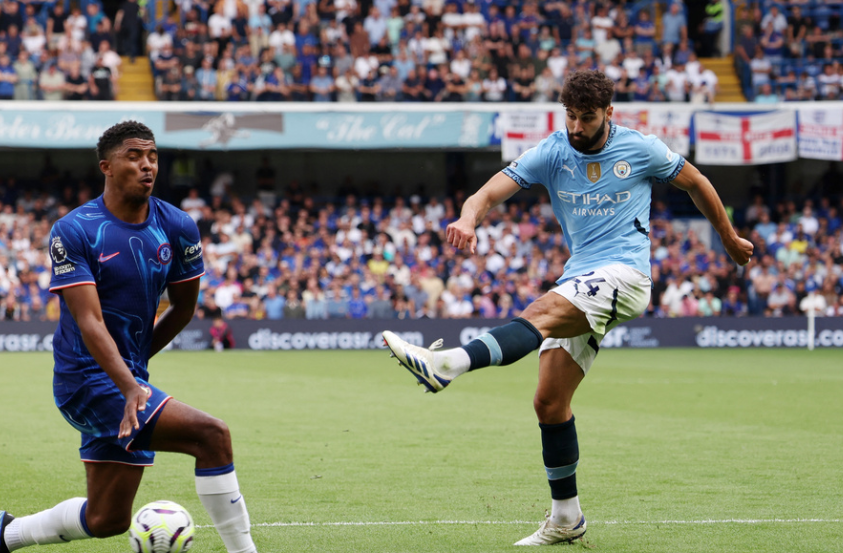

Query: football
128;500;195;553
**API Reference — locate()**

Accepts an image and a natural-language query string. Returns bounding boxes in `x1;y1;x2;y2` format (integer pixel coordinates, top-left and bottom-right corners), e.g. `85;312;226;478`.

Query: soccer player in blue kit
0;122;258;553
383;71;754;545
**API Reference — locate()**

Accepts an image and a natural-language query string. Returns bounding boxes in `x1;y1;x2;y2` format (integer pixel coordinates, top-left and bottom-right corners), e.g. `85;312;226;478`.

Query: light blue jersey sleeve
643;134;685;184
501;137;558;189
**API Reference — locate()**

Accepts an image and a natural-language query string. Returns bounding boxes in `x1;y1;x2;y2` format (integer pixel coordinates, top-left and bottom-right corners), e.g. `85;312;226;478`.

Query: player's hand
445;218;478;253
119;384;150;439
724;235;754;266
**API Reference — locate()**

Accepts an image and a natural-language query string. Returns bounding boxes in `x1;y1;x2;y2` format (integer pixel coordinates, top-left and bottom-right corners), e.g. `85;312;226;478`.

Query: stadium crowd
0;0;726;103
733;1;843;102
1;168;842;323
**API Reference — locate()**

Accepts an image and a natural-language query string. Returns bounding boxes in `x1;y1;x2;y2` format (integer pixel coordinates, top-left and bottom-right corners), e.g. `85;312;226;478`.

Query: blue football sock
462;317;543;370
541;416;579;500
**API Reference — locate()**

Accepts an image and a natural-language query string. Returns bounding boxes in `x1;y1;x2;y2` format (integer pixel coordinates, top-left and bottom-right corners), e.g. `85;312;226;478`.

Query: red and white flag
613;107;692;157
797;107;843;161
694;111;797;165
500;111;561;161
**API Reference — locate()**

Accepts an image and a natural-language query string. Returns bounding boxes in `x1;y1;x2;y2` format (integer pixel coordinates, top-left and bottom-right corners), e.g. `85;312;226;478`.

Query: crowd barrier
2;317;842;353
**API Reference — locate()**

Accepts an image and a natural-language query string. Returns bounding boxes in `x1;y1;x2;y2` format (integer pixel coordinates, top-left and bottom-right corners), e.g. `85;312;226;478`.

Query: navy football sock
461;317;543;370
541;416;579;500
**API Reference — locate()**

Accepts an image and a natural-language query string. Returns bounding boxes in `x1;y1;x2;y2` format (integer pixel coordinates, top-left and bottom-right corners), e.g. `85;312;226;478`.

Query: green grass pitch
1;348;841;553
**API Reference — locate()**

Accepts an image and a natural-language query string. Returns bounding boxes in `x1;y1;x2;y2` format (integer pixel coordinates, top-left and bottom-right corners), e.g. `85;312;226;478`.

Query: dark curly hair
559;70;615;113
96;121;155;160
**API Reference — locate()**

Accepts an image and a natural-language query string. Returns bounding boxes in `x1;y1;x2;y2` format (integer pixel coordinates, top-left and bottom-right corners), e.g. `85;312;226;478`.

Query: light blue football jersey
502;123;685;281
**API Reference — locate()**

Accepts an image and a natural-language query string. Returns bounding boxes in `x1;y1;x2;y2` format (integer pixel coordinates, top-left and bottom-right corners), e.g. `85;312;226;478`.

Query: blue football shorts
54;374;172;466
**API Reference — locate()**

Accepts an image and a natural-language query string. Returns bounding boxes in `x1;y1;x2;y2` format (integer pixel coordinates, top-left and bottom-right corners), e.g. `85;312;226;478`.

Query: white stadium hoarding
797;107;843;161
0;102;840;165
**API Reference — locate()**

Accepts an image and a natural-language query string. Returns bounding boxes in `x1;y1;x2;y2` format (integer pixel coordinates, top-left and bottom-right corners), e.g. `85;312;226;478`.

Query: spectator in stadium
754;82;778;104
39;62;66;101
88;55;115;100
0;54;17;100
786;6;810;58
283;289;306;318
699;0;724;57
210;315;236;350
114;0;142;62
63;63;88;100
46;2;69;51
12;49;36;100
661;2;687;48
382;70;753;548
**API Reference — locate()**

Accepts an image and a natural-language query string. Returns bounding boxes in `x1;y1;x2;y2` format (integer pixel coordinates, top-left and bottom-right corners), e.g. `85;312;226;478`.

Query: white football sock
436;348;471;378
550;496;582;527
195;470;257;553
4;497;91;550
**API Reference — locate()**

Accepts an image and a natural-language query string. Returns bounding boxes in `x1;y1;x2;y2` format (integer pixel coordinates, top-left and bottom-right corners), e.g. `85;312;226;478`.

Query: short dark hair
559;70;615;113
96;121;155;160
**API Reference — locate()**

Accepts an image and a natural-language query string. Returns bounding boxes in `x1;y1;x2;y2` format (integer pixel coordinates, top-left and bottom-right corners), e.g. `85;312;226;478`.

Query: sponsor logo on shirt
184;241;203;262
557;190;631;217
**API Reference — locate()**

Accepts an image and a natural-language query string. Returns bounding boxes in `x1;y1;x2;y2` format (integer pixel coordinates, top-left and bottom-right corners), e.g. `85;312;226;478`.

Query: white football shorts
539;263;651;374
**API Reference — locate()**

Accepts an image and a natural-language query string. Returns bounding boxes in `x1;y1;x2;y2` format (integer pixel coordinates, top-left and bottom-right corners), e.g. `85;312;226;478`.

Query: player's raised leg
516;345;588;546
383;293;590;393
149;399;257;553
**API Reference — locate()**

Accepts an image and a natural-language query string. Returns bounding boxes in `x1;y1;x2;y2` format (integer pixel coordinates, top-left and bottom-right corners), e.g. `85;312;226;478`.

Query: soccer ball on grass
128;500;195;553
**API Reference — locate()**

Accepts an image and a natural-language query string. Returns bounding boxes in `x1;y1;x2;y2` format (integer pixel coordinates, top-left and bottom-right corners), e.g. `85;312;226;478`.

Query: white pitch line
196;518;842;529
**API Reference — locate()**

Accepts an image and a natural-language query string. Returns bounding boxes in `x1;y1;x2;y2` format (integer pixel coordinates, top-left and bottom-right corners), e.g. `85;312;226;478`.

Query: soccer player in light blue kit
383;71;753;545
0;122;258;553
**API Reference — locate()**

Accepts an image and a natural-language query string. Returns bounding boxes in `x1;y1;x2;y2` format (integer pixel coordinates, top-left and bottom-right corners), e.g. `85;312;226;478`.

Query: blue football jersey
502;123;685;281
49;195;205;382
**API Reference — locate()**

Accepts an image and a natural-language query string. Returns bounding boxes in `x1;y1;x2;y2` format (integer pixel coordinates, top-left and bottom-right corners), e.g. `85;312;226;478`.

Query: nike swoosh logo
231;495;243;504
98;252;120;263
59;535;70;542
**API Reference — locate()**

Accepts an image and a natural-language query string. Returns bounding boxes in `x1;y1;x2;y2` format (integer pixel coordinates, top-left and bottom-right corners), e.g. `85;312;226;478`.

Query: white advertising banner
499;111;562;161
501;108;692;161
694;111;797;165
612;107;692;157
797;107;843;161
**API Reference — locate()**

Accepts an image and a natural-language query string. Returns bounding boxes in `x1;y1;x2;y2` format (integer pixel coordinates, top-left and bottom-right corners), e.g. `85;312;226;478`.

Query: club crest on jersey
157;243;173;265
587;162;601;183
50;236;67;264
613;160;631;179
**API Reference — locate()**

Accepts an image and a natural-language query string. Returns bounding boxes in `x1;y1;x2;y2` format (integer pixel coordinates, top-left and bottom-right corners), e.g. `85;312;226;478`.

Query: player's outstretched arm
62;284;149;438
150;277;201;357
446;171;522;253
670;161;753;266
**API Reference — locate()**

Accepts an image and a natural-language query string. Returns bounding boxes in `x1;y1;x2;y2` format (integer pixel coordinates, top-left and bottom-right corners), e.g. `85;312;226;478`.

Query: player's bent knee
200;417;233;454
86;513;132;538
533;394;570;424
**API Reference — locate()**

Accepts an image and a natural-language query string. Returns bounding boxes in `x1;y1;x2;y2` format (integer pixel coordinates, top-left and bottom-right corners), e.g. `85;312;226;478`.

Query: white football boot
514;514;587;546
382;331;451;393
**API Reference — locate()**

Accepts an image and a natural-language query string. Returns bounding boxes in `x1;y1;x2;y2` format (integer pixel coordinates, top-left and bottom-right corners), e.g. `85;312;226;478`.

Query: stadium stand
0;0;742;103
1;176;841;322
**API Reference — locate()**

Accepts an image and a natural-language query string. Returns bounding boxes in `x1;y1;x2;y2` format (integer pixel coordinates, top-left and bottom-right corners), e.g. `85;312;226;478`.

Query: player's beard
567;116;608;153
